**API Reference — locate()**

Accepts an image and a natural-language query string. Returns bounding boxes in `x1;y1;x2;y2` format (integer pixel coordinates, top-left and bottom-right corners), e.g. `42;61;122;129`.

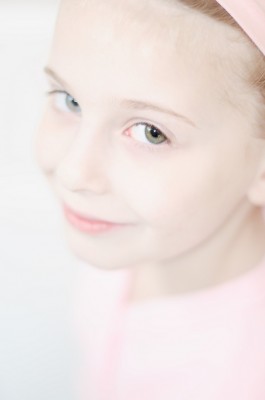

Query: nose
55;127;110;195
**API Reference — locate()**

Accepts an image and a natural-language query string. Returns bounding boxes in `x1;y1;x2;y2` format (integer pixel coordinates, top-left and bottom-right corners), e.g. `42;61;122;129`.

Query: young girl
35;0;265;398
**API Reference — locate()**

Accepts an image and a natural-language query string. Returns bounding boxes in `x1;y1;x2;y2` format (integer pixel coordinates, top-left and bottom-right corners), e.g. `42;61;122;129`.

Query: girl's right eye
46;90;81;114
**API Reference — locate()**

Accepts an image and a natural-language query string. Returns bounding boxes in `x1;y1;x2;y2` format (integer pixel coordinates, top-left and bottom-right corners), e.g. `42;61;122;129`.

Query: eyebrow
44;66;196;128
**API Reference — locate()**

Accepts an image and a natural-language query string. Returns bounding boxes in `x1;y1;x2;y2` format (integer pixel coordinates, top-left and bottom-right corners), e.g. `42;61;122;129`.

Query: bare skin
35;0;265;303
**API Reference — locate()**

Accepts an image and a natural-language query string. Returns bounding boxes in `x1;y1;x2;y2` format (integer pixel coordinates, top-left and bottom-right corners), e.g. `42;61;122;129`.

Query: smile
62;203;128;234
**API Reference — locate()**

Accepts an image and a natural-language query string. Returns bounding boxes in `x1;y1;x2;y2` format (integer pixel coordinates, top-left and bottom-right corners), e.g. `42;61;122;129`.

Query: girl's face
35;0;264;270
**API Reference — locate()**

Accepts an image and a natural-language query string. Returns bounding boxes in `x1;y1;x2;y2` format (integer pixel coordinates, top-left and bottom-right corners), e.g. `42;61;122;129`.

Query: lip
62;203;126;234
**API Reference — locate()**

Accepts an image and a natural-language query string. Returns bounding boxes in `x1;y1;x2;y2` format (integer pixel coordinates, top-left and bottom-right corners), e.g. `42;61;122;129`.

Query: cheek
34;109;75;174
110;149;212;228
112;144;250;233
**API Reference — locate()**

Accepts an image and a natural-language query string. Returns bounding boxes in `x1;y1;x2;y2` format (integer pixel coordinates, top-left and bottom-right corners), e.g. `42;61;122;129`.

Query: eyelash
45;89;173;154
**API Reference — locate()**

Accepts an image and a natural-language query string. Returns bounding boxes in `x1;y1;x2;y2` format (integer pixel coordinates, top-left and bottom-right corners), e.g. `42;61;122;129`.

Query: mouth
62;203;128;234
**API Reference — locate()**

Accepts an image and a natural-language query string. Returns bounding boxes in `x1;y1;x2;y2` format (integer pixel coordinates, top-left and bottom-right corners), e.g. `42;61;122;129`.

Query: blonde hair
177;0;265;129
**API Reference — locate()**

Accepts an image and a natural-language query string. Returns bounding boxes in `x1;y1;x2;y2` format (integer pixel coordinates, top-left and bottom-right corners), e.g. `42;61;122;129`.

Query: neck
129;203;265;304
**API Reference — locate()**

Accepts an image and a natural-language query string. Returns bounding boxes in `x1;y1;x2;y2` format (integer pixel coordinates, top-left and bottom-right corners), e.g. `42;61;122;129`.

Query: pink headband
216;0;265;56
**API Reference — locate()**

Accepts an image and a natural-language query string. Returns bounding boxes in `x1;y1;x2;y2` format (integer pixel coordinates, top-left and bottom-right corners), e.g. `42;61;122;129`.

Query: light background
0;1;81;399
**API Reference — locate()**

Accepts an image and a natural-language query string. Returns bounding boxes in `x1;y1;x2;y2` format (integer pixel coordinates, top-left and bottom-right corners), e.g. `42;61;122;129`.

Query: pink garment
216;0;265;55
74;255;265;400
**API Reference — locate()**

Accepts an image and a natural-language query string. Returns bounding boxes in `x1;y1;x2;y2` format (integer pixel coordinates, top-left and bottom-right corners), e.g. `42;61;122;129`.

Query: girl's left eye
46;90;81;114
125;123;169;148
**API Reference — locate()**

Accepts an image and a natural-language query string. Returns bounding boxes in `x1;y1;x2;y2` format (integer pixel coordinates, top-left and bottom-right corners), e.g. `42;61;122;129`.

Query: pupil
150;126;160;138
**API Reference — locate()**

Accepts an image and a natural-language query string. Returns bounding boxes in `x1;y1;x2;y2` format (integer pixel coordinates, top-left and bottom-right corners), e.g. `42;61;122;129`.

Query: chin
61;219;146;271
62;230;128;271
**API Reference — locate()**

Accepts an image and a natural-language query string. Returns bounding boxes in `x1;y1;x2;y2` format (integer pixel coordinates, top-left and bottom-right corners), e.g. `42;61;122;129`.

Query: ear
248;158;265;206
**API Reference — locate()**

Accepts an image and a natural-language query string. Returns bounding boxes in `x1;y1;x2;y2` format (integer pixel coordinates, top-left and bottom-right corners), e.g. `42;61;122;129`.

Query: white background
0;1;81;399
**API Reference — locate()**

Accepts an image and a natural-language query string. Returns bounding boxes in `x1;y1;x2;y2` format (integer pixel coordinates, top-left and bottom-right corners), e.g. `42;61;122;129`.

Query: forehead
49;0;250;123
53;0;227;66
